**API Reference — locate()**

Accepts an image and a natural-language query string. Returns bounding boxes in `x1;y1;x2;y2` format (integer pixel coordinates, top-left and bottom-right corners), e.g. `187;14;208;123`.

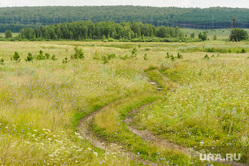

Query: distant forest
1;6;249;32
18;21;185;41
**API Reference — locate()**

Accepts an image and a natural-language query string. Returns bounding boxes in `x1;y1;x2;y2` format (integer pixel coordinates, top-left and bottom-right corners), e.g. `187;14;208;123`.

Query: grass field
0;40;249;165
182;28;249;40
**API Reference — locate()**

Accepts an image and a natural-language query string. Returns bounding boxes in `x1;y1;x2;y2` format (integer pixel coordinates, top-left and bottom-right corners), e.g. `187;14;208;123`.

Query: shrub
102;56;108;64
62;58;69;64
51;55;57;61
71;47;84;60
131;48;138;57
203;54;209;59
143;53;148;60
241;48;246;53
0;58;4;65
11;52;21;62
166;52;170;58
5;30;12;38
177;53;183;59
25;52;33;62
37;50;45;60
45;53;50;59
170;54;175;61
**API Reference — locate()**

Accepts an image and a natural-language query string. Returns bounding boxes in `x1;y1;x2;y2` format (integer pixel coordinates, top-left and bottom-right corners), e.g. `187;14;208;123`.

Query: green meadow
0;40;248;165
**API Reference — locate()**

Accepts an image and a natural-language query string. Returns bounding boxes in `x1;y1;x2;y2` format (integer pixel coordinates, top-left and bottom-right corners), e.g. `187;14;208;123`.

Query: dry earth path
77;73;247;166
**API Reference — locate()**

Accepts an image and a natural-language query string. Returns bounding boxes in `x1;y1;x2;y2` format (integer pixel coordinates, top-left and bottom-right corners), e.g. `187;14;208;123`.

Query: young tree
202;32;208;41
198;32;203;40
198;32;208;41
213;34;217;40
5;30;12;38
190;33;195;38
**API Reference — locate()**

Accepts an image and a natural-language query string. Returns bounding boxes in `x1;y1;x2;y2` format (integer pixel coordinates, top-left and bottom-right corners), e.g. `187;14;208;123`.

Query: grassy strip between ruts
91;93;191;165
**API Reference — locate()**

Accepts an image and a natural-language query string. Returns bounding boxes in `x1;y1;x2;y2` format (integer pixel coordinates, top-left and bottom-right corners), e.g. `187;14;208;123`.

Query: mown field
0;40;249;165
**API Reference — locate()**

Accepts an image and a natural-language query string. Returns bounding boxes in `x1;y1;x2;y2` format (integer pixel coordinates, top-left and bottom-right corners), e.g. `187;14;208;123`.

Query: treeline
18;21;185;40
1;6;249;32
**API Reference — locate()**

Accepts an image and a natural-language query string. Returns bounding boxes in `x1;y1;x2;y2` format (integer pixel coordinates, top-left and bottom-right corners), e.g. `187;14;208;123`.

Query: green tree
5;30;12;38
230;28;248;41
11;52;21;62
190;33;195;38
198;32;207;41
213;34;217;40
198;32;203;40
202;32;208;41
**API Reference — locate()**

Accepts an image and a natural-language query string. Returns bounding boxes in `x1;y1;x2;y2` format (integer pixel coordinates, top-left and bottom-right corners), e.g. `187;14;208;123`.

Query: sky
0;0;249;8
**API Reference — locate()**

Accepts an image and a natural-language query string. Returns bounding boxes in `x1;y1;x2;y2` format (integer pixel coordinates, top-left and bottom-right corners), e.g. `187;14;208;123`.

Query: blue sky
0;0;248;8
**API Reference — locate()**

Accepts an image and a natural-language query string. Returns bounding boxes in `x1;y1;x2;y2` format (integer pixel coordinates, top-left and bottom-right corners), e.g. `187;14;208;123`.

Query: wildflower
200;140;204;145
94;152;98;156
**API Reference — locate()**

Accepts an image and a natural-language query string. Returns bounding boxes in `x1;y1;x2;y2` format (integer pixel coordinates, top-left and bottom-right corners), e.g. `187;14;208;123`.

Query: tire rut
77;100;159;166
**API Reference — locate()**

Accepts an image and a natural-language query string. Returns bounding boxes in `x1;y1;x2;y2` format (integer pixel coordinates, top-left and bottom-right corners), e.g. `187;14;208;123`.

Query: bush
62;58;69;64
51;55;57;61
203;54;209;59
170;55;175;61
102;56;108;64
177;53;183;59
71;47;84;60
5;30;12;38
37;50;45;60
45;53;50;59
25;52;34;62
166;52;170;58
131;48;138;57
241;48;246;53
0;58;4;65
11;52;21;62
143;53;148;60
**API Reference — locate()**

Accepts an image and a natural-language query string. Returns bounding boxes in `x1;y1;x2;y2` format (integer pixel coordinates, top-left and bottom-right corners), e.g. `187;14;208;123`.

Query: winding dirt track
124;104;189;155
77;100;158;166
77;77;248;166
125;104;248;166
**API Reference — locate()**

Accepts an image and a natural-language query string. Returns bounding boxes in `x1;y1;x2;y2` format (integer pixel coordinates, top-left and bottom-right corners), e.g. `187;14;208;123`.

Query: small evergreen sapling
0;58;4;65
25;52;34;62
51;55;57;61
71;47;84;59
11;52;21;62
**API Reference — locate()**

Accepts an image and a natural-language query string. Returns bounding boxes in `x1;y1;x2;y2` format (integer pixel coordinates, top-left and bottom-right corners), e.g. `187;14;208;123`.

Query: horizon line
0;5;248;9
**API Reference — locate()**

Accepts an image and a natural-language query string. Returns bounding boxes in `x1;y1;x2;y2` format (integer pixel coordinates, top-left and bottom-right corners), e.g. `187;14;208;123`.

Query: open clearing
0;41;249;165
